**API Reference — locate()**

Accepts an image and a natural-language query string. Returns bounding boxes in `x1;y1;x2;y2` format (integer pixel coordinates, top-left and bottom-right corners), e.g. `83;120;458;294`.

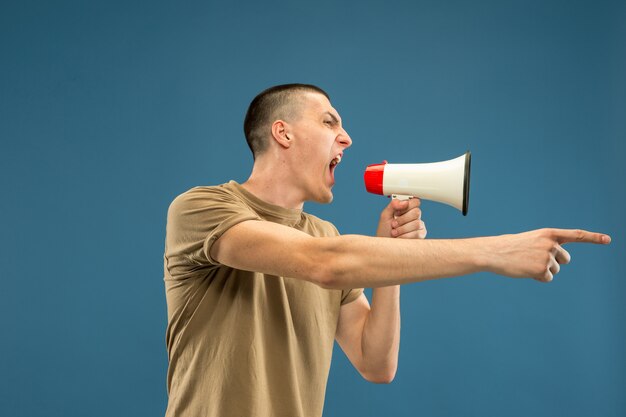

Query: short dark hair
243;84;330;159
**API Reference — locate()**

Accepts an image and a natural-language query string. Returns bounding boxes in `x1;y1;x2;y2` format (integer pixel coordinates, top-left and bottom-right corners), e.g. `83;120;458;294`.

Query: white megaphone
364;151;472;215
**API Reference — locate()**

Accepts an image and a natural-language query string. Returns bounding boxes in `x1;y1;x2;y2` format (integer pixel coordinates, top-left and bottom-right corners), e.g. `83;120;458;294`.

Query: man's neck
241;161;305;210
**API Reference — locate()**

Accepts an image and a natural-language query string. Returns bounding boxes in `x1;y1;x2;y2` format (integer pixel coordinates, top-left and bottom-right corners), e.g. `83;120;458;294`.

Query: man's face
286;92;352;204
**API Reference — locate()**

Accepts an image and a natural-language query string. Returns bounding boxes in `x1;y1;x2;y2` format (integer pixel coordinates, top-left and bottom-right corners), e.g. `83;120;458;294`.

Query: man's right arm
210;220;610;288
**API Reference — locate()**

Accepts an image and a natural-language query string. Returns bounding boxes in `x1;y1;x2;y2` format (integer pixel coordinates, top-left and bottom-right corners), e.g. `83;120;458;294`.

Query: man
163;84;610;417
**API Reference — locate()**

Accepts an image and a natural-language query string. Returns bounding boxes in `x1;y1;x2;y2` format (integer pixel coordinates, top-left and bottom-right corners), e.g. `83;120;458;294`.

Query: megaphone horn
364;151;472;215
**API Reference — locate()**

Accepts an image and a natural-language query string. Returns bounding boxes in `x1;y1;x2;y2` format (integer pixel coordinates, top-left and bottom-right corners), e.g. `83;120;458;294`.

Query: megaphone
364;151;472;215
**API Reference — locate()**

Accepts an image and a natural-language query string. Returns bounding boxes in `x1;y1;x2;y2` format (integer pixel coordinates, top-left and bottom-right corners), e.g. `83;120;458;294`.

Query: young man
163;84;610;417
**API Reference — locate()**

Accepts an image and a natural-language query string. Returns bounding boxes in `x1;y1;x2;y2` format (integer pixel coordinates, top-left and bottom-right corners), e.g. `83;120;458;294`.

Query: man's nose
338;129;352;148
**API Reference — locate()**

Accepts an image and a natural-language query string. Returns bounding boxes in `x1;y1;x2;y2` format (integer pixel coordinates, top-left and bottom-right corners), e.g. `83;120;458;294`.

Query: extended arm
211;220;609;289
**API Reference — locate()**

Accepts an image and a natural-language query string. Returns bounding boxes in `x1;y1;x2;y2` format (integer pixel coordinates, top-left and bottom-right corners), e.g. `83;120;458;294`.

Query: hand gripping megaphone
364;151;472;215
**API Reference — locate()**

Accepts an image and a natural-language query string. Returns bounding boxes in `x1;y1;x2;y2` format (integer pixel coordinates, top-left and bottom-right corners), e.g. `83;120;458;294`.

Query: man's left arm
335;198;426;383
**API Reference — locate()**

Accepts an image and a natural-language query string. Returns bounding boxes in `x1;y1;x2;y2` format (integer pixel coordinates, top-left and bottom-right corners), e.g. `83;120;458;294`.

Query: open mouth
329;153;342;180
330;153;342;167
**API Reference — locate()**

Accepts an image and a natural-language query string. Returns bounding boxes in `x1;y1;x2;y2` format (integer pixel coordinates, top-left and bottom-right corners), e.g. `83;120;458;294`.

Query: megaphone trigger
391;194;413;201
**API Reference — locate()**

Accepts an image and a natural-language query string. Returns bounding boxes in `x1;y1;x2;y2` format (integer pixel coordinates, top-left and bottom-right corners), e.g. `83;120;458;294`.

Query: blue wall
1;1;624;416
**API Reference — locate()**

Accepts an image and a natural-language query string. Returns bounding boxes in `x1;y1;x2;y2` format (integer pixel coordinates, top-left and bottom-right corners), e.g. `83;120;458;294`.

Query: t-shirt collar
228;181;303;227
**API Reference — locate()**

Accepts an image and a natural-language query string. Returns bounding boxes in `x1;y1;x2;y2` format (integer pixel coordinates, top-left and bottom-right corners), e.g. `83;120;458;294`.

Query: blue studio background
1;0;624;416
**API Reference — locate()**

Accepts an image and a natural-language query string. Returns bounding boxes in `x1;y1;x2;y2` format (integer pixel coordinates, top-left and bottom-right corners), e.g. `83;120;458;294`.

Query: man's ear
271;120;292;149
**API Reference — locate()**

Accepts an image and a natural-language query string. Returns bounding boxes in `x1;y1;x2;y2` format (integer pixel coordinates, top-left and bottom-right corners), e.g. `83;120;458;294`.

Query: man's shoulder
168;182;243;215
171;182;237;204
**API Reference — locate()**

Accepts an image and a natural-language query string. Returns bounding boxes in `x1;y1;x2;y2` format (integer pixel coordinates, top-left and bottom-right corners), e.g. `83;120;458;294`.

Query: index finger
551;229;612;245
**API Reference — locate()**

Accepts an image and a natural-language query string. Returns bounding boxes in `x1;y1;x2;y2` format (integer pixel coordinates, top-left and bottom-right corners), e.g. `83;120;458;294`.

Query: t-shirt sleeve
340;288;364;305
165;187;261;277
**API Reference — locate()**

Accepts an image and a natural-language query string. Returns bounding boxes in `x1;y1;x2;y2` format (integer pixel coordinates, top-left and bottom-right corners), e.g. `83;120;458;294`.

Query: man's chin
312;189;334;204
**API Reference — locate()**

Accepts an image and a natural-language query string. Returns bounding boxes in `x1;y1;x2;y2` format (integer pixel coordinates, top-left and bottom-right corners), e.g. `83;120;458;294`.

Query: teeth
335;154;342;164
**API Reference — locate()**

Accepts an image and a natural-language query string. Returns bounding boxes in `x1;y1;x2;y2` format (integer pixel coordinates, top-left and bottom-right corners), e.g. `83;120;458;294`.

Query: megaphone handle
391;194;413;220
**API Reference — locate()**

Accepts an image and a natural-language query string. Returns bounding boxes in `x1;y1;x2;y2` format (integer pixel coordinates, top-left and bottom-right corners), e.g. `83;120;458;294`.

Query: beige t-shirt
163;181;363;417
